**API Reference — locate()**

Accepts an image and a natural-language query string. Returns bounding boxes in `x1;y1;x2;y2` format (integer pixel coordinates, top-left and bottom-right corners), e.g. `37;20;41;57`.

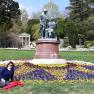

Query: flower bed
1;62;94;81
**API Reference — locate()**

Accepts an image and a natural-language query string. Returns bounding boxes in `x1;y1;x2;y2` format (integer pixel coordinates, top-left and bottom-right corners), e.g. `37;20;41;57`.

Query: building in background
19;32;30;47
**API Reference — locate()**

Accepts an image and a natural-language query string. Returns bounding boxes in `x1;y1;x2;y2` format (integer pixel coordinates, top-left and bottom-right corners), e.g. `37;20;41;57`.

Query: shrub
84;41;94;48
63;37;70;48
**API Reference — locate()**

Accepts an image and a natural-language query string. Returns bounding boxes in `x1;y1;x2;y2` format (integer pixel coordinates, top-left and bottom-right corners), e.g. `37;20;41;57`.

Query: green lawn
0;81;94;94
0;49;94;63
0;49;35;60
60;51;94;63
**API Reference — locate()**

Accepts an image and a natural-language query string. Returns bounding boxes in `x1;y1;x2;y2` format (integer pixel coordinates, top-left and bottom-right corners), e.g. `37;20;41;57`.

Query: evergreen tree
64;20;79;48
65;0;92;47
67;0;90;22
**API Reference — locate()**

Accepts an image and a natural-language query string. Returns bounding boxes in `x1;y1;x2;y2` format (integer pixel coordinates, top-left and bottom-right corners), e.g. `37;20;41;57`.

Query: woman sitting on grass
0;61;15;88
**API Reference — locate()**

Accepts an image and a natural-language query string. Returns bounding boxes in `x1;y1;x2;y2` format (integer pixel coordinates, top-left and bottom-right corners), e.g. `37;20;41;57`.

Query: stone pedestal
35;39;60;59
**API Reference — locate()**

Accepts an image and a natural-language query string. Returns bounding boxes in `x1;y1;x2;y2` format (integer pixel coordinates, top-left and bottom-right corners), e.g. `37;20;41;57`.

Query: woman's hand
1;78;5;83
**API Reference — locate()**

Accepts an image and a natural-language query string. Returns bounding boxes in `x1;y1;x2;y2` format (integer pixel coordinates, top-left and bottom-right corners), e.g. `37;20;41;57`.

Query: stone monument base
29;59;66;64
35;39;60;59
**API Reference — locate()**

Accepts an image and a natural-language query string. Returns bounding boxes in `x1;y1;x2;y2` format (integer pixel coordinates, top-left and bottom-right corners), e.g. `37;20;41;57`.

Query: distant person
0;61;15;88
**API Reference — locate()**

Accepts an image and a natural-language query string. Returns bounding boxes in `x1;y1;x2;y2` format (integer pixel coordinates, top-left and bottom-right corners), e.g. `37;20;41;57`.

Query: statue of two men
40;9;57;39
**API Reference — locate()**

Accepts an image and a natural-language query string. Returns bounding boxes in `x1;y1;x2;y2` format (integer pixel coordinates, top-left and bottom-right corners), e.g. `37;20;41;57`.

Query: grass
60;51;94;63
0;49;94;63
0;49;94;94
0;81;94;94
0;49;35;60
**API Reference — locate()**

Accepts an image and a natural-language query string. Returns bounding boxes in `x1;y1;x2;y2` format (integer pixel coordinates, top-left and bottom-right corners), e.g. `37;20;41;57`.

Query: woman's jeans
0;81;9;88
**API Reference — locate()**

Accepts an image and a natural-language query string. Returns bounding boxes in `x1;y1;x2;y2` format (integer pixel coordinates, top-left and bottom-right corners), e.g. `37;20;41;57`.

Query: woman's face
8;63;13;69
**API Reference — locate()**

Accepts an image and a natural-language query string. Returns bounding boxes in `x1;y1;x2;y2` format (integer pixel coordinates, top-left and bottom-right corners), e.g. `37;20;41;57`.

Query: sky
15;0;70;17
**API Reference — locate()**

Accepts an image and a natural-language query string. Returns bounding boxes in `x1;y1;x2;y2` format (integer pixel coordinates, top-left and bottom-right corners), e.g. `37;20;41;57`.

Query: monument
35;9;60;59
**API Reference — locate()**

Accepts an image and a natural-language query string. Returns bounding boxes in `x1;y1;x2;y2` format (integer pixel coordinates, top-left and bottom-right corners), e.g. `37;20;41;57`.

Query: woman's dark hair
7;61;15;68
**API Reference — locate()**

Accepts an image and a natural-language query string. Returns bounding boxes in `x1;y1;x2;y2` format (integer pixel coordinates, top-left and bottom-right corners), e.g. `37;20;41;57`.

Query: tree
88;0;94;15
67;0;90;22
21;9;28;31
65;0;94;47
0;0;21;32
26;19;40;41
0;0;21;47
9;17;22;33
85;30;94;40
64;20;79;48
43;1;61;18
83;16;94;41
55;18;65;39
32;24;40;40
31;11;41;19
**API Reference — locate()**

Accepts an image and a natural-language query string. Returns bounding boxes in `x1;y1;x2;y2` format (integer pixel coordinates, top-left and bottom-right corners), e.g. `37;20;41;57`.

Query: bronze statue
47;17;57;38
40;9;57;39
40;9;48;38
